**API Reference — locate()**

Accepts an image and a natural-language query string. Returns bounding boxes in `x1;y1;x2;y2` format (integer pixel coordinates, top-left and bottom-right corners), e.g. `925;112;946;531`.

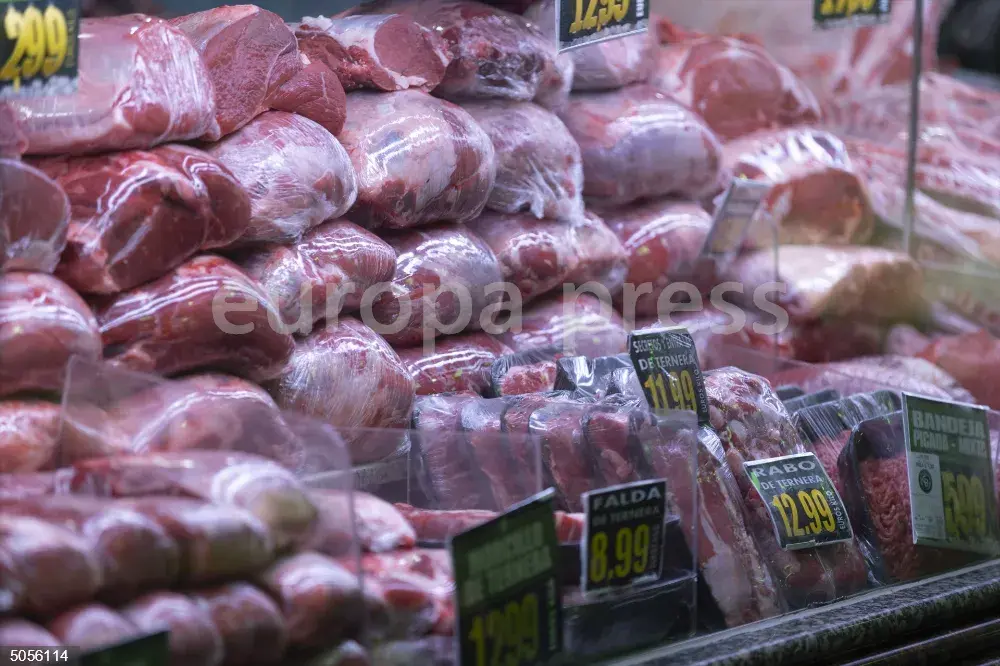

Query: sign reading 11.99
558;0;647;53
1;0;79;98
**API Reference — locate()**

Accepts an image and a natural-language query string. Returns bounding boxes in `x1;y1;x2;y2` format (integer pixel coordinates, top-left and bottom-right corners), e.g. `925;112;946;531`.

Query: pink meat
267;57;348;136
529;401;594;511
0;619;60;647
0;105;26;158
918;330;1000;410
504;293;628;357
397;332;511;396
496;360;557;396
570;33;654;91
122;592;225;666
0;402;61;473
0;159;69;274
47;604;140;649
190;583;288;666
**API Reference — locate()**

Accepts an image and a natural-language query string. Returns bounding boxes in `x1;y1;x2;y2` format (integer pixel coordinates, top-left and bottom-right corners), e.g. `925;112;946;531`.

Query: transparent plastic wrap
488;348;560;396
95;255;295;382
121;591;225;666
189;582;289;666
916;331;1000;410
468;211;627;303
569;33;655;91
294;14;451;93
0;619;60;647
502;292;628;357
8;15;218;156
396;332;511;396
552;353;632;400
266;56;348;137
306;489;416;555
521;0;573;111
0;159;69;274
0;472;62;500
340;90;496;229
0;272;101;398
0;105;26;158
46;603;141;649
558;84;723;206
35;144;252;294
205;112;357;246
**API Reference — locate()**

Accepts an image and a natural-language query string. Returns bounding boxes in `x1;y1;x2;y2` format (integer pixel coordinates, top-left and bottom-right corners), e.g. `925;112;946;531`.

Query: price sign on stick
814;0;891;29
0;0;79;98
557;0;648;53
628;326;709;425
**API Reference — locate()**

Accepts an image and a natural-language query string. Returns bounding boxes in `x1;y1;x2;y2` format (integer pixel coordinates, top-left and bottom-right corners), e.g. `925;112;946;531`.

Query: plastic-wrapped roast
189;583;289;666
266;56;348;136
0;272;101;398
570;33;654;91
122;592;225;666
0;402;62;473
558;84;722;206
8;15;218;155
96;255;294;382
916;330;1000;409
0;159;69;274
206;112;357;246
396;332;511;396
521;0;573;111
340;90;495;229
36;144;251;294
503;292;628;357
0;105;26;158
47;604;141;649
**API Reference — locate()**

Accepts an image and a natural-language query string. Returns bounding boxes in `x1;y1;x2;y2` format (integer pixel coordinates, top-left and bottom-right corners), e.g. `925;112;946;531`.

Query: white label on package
908;451;947;543
701;179;770;261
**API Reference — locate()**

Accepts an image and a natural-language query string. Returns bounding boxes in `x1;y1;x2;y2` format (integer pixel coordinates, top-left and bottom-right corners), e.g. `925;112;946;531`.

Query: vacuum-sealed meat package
122;591;224;666
266;56;348;137
488;349;559;396
462;101;583;220
356;549;455;634
0;619;60;647
206;112;358;246
96;255;294;382
340;90;496;229
190;583;289;666
9;15;218;156
0;402;61;473
528;401;595;511
503;293;628;357
47;603;140;649
395;504;583;543
570;33;654;91
0;159;69;274
36;144;251;294
307;490;416;555
559;85;722;206
468;211;627;303
0;272;101;398
396;332;510;396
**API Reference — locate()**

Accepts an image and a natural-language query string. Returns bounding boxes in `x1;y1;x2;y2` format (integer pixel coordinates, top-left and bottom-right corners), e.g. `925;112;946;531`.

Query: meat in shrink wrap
122;591;224;666
9;15;218;156
0;402;61;473
503;293;628;357
206;112;358;246
396;332;511;396
340;90;496;229
356;550;455;637
0;619;60;647
266;57;348;137
46;604;140;649
917;330;1000;409
521;0;573;111
0;159;69;274
569;33;654;91
488;349;559;396
528;401;595;511
190;583;289;666
0;105;25;158
306;490;416;555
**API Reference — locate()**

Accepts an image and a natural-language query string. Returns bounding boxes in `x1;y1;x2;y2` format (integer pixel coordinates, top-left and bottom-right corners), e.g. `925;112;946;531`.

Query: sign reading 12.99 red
557;0;647;53
0;0;79;98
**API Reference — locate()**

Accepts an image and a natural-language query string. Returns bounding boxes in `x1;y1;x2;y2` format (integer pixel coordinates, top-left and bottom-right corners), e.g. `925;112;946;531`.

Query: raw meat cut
558;85;722;205
582;402;642;488
521;0;572;111
9;15;218;156
356;550;455;635
206;112;358;246
602;199;715;318
462;101;583;219
468;211;627;304
0;272;101;398
0;619;60;647
340;90;495;229
96;255;294;382
0;159;69;274
461;399;528;509
47;604;140;649
121;592;225;666
267;317;414;464
0;105;26;158
36;145;251;294
570;33;654;91
307;490;416;554
170;5;299;139
396;332;511;396
372;225;504;347
503;293;628;357
294;15;450;92
237;220;396;333
266;57;348;136
190;583;289;666
529;401;595;511
0;402;61;473
489;350;559;396
395;504;584;542
917;330;1000;409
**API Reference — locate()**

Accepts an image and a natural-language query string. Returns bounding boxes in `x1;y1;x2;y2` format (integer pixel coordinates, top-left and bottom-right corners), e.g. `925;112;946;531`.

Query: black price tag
814;0;891;29
628;325;708;425
581;479;666;594
451;489;562;666
701;178;770;261
902;393;1000;555
76;632;169;666
744;453;853;550
0;0;79;98
556;0;648;53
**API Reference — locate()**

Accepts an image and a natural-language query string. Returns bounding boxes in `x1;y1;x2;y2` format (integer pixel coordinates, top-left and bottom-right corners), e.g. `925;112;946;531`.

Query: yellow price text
568;0;630;35
1;3;69;90
818;0;877;19
642;369;697;413
588;523;650;585
770;489;837;540
468;592;540;666
942;470;988;541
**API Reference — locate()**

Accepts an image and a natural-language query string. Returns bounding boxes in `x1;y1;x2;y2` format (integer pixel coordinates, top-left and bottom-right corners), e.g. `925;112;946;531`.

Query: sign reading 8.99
0;0;78;98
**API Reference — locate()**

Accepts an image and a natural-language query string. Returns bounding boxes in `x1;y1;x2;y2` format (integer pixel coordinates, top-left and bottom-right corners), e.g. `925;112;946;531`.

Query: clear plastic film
395;332;511;397
915;330;1000;410
121;591;225;666
502;292;629;358
521;0;574;112
488;347;561;396
188;582;289;665
568;32;656;92
0;158;69;274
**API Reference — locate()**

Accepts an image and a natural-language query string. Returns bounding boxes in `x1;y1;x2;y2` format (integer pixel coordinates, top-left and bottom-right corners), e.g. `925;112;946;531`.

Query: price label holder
75;631;169;666
744;453;854;550
451;489;563;666
556;0;648;53
628;325;708;425
581;479;667;595
902;393;1000;555
700;178;770;264
814;0;891;29
0;0;79;98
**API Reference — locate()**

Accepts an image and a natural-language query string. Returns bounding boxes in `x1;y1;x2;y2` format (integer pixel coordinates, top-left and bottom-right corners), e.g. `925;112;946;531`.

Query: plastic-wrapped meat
535;53;574;111
206;112;358;246
0;619;60;647
0;472;62;499
267;318;414;464
559;85;722;206
570;33;654;91
0;402;63;473
0;105;26;158
602;199;715;318
460;399;526;509
190;583;289;666
121;592;224;666
47;604;140;649
394;504;582;543
356;550;455;636
372;225;504;347
0;515;104;616
462;102;583;220
503;293;628;357
501;393;576;486
96;255;294;382
266;56;348;136
35;144;251;294
489;350;559;396
0;159;70;274
170;6;299;139
717;128;875;249
307;490;416;555
0;272;101;398
530;401;596;511
581;402;643;487
468;211;628;304
649;36;821;141
237;220;395;333
9;16;218;156
295;15;451;92
257;552;365;649
916;330;1000;409
340;90;496;229
397;333;511;396
885;324;932;357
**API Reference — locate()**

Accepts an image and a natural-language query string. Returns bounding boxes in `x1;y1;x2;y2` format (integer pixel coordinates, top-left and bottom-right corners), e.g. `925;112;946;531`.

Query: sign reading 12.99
558;0;647;53
0;0;78;98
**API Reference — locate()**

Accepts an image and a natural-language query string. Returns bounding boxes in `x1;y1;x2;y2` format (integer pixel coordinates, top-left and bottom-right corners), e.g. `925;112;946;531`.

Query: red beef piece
0;159;69;273
295;14;450;93
36;145;250;294
307;490;416;555
0;619;60;647
917;329;1000;409
397;333;511;396
341;90;495;229
520;0;571;111
461;399;526;509
530;401;596;511
504;293;628;357
8;16;217;156
267;57;347;136
582;405;640;488
558;84;722;206
494;360;557;396
171;5;299;139
570;33;654;91
96;255;294;382
0;402;62;473
190;583;289;666
346;551;449;638
0;272;101;398
359;550;454;632
122;592;224;666
267;317;414;465
47;604;140;649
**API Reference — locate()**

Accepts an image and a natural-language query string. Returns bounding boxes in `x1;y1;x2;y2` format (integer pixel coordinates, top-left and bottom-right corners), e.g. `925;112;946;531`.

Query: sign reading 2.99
558;0;647;53
0;0;79;98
